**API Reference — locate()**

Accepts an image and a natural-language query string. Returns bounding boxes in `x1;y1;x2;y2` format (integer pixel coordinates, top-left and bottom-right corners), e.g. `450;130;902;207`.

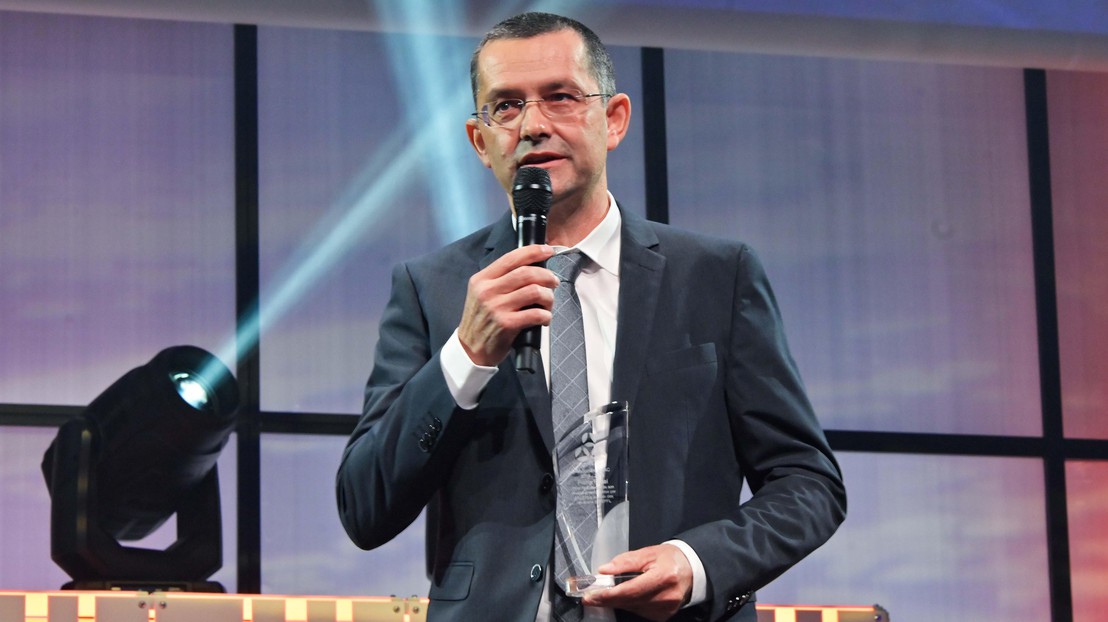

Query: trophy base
564;573;642;597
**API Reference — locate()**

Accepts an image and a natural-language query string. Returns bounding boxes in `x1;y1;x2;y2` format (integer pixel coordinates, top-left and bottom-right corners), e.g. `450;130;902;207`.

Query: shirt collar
553;191;622;277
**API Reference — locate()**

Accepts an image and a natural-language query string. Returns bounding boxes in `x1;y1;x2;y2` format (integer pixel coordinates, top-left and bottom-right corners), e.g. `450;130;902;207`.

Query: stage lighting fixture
41;345;240;592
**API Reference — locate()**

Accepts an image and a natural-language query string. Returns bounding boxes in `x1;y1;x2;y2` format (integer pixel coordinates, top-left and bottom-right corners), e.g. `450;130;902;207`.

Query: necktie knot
548;250;588;284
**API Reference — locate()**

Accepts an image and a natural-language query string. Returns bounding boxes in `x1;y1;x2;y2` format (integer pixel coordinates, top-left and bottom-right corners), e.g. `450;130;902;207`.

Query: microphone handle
514;212;547;373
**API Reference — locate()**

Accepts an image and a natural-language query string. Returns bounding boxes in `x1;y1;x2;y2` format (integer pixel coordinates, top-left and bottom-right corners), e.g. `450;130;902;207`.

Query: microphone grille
512;166;552;217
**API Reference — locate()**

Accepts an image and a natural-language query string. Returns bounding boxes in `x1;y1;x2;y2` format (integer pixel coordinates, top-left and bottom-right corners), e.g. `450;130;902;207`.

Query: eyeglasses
473;91;612;128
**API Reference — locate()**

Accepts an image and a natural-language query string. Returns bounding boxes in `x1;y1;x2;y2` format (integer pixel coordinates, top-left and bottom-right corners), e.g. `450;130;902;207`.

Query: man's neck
546;188;610;248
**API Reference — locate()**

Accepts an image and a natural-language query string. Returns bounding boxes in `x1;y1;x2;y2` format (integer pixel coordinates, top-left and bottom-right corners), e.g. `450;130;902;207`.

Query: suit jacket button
418;434;432;452
530;564;543;582
429;417;443;432
540;473;554;493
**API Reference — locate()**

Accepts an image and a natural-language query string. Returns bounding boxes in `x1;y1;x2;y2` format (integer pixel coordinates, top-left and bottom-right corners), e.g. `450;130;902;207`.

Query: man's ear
604;93;632;152
466;118;493;169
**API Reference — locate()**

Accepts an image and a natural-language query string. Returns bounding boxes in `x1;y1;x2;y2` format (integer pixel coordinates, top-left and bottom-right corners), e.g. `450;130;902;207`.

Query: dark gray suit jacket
337;207;846;621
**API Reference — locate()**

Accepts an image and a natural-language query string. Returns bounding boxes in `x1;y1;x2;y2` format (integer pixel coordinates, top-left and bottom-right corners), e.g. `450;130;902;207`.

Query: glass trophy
564;401;640;597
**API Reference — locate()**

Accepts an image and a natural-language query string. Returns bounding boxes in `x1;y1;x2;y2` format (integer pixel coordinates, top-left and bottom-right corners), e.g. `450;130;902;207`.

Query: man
337;12;845;622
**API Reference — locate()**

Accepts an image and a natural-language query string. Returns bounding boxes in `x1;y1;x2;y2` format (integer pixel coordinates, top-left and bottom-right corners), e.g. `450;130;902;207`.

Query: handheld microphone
512;166;552;373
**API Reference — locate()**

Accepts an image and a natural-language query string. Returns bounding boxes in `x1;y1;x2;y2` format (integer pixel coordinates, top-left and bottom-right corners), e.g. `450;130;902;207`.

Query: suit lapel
482;216;555;455
479;214;515;270
610;211;666;411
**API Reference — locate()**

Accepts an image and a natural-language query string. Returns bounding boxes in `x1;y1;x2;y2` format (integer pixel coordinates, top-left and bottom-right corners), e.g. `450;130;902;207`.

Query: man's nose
518;101;551;140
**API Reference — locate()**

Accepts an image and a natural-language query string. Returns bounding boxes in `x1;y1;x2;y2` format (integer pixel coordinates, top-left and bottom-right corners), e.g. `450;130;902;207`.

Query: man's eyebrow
482;81;582;101
481;87;523;102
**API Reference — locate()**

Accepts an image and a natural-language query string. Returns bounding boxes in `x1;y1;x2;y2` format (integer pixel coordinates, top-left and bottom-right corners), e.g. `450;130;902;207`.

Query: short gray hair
469;12;616;105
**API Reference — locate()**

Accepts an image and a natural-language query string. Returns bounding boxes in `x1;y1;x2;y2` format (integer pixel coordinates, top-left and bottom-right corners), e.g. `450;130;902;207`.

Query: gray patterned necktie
549;250;595;601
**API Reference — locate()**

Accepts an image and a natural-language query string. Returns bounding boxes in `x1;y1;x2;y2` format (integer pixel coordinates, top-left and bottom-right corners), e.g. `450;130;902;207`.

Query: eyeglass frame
471;91;613;128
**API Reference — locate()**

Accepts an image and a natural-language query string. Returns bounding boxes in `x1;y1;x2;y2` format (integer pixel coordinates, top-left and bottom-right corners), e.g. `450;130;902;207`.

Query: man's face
466;29;629;213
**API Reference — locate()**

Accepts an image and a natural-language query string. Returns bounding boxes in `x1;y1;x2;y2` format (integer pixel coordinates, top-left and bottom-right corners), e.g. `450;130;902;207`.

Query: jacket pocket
429;561;473;601
644;342;717;376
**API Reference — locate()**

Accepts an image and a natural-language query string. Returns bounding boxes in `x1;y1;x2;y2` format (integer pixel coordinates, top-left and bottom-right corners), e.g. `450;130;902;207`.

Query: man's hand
458;244;558;367
582;543;694;621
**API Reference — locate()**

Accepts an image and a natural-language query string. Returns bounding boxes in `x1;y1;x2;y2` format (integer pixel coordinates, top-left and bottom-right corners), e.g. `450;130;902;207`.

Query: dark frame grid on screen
1;14;1107;622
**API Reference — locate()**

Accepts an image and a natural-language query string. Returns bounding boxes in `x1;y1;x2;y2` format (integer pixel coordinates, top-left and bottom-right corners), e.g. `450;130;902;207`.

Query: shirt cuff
664;539;708;608
440;329;499;409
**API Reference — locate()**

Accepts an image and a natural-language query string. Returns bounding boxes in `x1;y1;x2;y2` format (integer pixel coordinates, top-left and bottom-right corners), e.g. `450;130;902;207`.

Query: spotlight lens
171;372;211;410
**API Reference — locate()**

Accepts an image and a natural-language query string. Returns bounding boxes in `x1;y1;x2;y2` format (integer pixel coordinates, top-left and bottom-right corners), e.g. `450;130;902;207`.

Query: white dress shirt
439;195;707;620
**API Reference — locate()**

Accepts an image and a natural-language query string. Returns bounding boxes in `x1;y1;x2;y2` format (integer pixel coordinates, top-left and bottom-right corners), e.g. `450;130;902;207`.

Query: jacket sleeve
335;261;475;550
680;245;847;621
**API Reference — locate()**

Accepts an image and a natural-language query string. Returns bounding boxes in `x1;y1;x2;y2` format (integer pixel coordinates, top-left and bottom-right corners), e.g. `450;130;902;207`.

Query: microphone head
512;166;552;217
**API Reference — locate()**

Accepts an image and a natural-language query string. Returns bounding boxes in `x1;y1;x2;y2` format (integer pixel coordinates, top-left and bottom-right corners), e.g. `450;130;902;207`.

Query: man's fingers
457;245;559;366
597;549;650;575
483;243;555;277
583;544;693;620
467;268;556;331
492;265;561;299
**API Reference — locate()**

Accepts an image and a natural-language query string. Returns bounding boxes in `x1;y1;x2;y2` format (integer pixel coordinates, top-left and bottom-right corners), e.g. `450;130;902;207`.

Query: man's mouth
518;153;562;167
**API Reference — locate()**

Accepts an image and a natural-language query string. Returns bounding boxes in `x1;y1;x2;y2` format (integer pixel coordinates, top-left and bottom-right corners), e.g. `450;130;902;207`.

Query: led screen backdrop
664;50;1041;436
0;12;237;406
606;0;1108;35
1047;70;1108;441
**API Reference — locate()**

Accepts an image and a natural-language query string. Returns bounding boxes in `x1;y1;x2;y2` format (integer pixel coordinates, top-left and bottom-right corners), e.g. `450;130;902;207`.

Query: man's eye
546;92;579;103
493;100;522;113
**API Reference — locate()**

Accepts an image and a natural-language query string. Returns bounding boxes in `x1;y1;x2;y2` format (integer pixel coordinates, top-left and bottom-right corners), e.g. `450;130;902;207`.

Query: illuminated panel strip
77;594;96;621
25;593;47;622
760;604;887;622
774;607;797;622
286;597;307;621
336;599;353;622
4;592;887;621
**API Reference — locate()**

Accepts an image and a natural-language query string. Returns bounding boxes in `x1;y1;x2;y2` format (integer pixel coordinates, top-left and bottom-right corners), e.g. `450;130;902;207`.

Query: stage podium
0;591;888;621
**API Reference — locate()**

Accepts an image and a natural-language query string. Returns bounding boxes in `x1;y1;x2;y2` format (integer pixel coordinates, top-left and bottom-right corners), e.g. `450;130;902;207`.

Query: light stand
42;346;239;591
